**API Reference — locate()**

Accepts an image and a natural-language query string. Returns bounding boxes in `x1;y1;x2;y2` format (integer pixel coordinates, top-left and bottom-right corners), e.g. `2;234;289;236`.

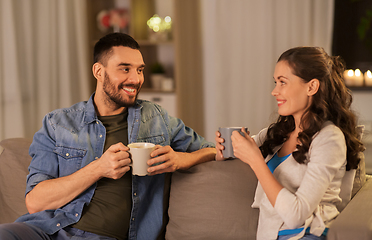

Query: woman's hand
231;128;263;167
215;130;225;161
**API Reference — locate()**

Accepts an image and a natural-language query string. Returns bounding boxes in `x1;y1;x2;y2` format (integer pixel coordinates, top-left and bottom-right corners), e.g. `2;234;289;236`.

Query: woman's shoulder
315;121;344;139
311;121;346;150
253;127;269;146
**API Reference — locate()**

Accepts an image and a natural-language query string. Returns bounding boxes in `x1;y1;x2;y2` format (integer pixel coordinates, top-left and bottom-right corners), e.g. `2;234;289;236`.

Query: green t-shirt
73;110;131;240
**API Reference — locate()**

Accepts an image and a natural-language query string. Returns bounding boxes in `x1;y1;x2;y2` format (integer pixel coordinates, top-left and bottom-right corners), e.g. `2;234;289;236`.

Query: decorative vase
151;74;165;90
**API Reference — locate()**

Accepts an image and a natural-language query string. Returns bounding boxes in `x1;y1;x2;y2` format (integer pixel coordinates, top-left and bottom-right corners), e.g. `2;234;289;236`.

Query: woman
215;47;364;240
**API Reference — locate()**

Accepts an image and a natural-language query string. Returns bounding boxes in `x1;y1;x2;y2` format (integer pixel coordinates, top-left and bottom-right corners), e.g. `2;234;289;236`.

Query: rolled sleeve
168;115;214;152
26;115;58;195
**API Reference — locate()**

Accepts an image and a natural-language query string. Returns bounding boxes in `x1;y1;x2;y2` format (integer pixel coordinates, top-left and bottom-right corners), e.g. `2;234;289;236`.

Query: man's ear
307;78;320;96
92;62;104;82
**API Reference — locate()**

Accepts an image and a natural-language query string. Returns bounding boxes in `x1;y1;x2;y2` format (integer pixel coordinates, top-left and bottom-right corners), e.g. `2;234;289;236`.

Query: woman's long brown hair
260;47;364;170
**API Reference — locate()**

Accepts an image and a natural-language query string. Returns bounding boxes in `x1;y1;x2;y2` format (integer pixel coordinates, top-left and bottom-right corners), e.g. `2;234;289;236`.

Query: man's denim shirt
16;93;214;239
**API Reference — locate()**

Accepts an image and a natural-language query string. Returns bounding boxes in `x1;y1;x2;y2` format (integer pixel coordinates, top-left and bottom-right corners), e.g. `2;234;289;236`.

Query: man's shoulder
136;99;168;117
137;99;163;109
45;101;93;133
47;101;89;118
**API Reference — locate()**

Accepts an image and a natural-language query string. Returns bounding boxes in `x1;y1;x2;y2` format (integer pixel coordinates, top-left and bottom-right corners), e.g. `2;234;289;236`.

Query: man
0;33;216;240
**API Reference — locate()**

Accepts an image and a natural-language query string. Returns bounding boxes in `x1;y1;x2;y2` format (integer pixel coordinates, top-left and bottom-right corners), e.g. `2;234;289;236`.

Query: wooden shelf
140;88;175;93
137;40;173;46
87;0;176;92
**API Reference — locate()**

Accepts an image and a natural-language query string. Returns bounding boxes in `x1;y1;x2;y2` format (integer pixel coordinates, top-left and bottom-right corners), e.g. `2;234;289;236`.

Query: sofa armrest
0;138;32;223
328;176;372;240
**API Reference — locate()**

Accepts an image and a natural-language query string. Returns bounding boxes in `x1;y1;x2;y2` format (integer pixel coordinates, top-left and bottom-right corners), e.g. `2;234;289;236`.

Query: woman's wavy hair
259;47;364;170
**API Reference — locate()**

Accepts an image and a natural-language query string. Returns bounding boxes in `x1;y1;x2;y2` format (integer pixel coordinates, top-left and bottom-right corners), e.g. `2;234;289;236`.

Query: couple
0;33;364;240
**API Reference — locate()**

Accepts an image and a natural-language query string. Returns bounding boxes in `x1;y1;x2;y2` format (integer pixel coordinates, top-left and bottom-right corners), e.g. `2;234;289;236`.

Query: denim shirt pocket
54;146;87;176
136;134;166;146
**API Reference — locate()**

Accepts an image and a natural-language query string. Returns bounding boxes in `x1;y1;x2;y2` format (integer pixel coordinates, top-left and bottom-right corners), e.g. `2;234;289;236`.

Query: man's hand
146;145;216;175
146;145;185;175
96;142;131;179
26;142;131;214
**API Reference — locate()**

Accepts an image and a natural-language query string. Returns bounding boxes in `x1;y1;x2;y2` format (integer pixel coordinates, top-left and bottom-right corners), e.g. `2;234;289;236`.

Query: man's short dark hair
93;32;140;65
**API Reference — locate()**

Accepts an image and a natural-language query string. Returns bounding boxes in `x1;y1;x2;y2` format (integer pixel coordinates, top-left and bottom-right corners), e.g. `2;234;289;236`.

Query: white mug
128;142;156;176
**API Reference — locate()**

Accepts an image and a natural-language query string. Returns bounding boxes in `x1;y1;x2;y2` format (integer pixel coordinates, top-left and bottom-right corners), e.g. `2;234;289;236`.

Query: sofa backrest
166;159;259;240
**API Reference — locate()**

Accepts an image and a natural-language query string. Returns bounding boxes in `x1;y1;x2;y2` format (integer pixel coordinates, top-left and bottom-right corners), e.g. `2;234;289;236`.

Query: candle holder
343;69;355;87
354;69;364;86
365;70;372;86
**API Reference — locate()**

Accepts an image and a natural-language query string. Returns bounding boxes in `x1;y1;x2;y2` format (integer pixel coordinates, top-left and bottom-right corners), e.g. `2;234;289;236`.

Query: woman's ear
307;78;320;96
92;62;104;82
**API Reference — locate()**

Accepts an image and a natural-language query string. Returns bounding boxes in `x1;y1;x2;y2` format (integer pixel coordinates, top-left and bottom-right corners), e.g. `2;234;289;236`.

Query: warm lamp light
147;14;162;32
147;15;172;33
146;14;172;41
165;16;171;23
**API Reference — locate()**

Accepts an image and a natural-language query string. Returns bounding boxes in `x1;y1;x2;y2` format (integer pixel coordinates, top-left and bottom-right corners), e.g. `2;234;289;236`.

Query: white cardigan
252;122;349;240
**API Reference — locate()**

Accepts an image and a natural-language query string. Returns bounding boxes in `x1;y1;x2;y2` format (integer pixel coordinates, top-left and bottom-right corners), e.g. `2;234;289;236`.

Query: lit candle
354;69;364;87
343;69;355;86
365;70;372;86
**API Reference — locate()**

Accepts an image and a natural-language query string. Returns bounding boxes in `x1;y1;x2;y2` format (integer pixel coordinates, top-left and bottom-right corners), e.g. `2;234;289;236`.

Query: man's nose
128;71;140;84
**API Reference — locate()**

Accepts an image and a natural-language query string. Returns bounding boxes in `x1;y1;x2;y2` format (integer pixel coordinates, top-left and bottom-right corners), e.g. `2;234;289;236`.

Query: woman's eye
277;80;285;86
274;80;286;86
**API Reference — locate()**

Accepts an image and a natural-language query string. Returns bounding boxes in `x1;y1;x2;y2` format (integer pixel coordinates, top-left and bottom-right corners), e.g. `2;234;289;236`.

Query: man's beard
102;72;141;108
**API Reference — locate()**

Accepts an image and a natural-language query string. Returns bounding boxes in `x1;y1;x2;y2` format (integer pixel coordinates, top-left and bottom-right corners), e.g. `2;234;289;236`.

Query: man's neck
93;95;126;116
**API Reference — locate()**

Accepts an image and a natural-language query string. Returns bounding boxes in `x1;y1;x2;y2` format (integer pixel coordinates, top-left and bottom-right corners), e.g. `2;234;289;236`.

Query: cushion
328;177;372;240
352;125;366;197
166;159;259;240
0;138;32;223
336;125;366;211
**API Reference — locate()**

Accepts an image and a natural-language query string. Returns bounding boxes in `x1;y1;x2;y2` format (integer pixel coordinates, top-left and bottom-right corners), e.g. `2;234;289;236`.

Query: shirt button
132;218;135;221
95;157;98;160
134;193;137;196
65;153;69;157
96;121;99;124
99;134;103;138
56;223;61;227
75;213;79;217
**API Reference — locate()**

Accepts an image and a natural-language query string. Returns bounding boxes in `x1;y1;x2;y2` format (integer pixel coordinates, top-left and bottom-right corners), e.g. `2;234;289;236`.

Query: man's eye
138;69;144;74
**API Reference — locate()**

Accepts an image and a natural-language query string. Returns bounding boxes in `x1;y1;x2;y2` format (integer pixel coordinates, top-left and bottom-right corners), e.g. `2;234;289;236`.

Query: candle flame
355;69;361;77
367;70;372;78
347;70;354;77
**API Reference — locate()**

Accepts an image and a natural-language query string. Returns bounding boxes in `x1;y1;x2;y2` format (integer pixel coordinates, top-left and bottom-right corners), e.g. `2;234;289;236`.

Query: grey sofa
0;138;371;240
